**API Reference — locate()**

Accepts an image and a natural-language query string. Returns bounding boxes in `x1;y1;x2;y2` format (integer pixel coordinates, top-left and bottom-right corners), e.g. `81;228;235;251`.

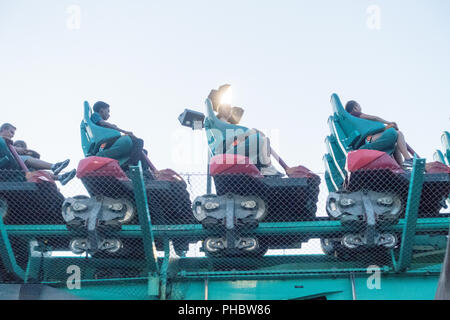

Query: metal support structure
159;240;170;300
204;278;209;300
4;218;449;240
350;272;357;300
206;151;212;194
129;162;160;298
0;200;25;280
0;154;447;299
176;267;390;281
395;156;426;272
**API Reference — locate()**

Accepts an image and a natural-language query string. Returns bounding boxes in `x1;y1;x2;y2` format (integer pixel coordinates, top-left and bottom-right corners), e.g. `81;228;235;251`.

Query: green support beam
5;218;449;239
0;200;25;280
170;272;442;300
129;163;159;274
129;162;161;299
395;157;426;272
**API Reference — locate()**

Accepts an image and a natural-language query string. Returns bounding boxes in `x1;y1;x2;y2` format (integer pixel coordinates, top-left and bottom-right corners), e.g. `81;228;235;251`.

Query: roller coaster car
322;93;450;256
0;137;64;225
434;131;450;166
190;98;320;256
0;137;65;272
61;102;194;256
433;131;450;213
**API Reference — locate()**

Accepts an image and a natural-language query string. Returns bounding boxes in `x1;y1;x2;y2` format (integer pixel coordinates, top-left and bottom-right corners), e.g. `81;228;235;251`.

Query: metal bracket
62;196;133;255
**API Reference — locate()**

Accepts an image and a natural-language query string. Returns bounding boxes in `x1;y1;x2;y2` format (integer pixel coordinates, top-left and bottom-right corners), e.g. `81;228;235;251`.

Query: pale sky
1;0;449;180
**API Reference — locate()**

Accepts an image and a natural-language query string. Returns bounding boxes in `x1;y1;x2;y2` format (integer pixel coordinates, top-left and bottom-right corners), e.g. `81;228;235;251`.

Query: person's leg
57;169;77;185
367;132;383;143
359;128;398;156
396;131;412;160
258;135;284;176
24;158;70;175
393;147;403;166
24;158;52;170
258;136;272;166
129;137;149;170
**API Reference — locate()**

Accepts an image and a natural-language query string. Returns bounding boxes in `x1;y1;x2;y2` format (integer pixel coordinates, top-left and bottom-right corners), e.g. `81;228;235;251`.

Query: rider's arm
13;146;40;158
359;113;397;129
97;120;134;136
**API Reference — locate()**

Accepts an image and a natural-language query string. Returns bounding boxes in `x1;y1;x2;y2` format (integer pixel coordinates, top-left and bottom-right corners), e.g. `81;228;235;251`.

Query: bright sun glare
220;86;233;105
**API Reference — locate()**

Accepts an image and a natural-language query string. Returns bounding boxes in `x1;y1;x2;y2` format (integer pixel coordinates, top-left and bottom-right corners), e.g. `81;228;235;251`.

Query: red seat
209;154;262;177
347;150;404;174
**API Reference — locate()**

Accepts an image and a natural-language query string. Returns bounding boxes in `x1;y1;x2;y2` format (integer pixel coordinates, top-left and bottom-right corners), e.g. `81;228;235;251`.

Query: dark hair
13;140;27;149
345;100;359;113
93;101;110;113
0;123;16;132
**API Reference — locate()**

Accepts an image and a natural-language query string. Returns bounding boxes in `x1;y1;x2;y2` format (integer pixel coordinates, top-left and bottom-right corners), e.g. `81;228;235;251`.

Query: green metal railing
0;158;449;300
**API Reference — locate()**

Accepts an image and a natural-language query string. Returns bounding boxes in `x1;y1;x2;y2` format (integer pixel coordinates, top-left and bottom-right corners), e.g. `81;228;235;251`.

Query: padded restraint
0;138;20;170
80;101;122;157
330;93;385;149
204;98;262;167
442;131;450;164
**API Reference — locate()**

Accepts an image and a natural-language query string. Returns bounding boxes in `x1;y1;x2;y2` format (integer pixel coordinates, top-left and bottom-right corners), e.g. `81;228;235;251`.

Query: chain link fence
0;165;449;298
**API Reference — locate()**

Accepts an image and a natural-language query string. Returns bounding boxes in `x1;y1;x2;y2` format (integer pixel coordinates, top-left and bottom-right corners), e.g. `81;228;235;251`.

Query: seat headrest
84;101;92;120
330;93;385;149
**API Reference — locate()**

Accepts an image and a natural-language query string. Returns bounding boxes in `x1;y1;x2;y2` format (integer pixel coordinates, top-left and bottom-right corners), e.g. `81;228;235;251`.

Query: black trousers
129;137;149;170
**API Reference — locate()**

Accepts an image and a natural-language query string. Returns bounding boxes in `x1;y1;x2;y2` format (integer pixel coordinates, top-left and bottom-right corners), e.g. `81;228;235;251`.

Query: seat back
0;138;21;170
204;98;262;167
442;131;450;164
434;150;447;165
330;93;385;150
80;101;122;157
323;153;344;192
325;135;347;180
324;93;386;192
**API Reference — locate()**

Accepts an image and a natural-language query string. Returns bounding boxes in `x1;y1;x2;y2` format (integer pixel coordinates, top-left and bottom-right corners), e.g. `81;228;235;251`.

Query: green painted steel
169;273;441;300
0;153;448;299
396;157;426;272
443;131;450;164
59;279;150;300
0;138;20;171
129;163;159;275
24;271;438;300
330;93;386;151
0;200;25;280
159;240;170;300
129;162;162;299
5;218;449;238
80;101;133;165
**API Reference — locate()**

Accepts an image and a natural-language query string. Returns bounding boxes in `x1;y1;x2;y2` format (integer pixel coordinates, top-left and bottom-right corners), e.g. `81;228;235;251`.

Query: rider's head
13;140;27;149
0;123;16;140
93;101;110;120
345;100;361;114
